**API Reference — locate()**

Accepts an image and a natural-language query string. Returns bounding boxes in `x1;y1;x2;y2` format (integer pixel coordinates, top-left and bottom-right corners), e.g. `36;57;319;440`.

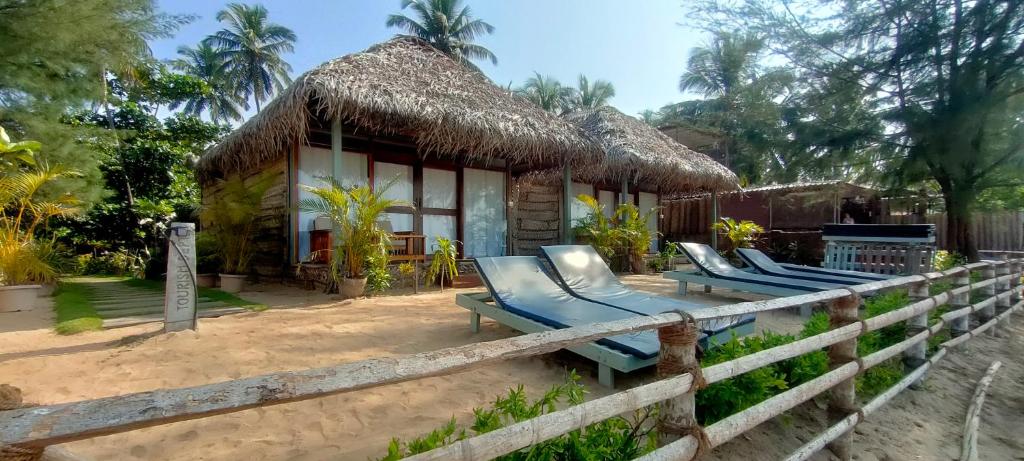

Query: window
463;168;506;257
296;146;367;261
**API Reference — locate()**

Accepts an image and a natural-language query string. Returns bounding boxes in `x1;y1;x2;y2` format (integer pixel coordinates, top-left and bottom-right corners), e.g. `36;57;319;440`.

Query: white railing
2;253;1022;461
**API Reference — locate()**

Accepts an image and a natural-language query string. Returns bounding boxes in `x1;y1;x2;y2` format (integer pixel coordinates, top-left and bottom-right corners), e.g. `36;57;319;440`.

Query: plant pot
339;277;367;298
219;274;247;293
196;273;217;288
0;285;41;312
38;282;57;297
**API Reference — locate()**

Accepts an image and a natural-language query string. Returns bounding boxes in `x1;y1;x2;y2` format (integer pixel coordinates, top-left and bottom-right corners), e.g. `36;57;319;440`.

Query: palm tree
386;0;497;68
172;43;243;123
516;73;573;114
206;3;296;113
567;75;615;111
679;32;763;98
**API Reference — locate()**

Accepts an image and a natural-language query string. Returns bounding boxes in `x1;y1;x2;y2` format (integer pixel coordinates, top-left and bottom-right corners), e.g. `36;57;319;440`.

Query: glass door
421;167;457;253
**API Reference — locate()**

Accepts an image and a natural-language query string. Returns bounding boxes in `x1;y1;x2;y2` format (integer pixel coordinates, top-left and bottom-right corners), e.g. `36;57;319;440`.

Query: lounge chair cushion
541;245;754;334
678;243;848;292
474;256;660;359
736;248;881;285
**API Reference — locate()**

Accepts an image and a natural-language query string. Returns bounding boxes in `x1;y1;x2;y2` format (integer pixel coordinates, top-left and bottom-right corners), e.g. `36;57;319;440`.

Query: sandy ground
0;274;1021;460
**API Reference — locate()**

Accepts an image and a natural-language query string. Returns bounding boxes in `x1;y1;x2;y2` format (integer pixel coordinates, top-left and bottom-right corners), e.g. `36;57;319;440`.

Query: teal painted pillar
562;163;573;244
710;191;719;250
621;178;629;205
331;118;344;238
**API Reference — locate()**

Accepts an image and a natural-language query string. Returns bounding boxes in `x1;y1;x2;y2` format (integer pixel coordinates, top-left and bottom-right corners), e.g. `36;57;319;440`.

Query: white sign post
164;222;197;332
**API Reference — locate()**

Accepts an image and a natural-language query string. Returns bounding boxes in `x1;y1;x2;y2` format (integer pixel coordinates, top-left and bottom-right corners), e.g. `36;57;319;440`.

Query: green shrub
378;371;657;460
933;250;966;271
76;249;146;277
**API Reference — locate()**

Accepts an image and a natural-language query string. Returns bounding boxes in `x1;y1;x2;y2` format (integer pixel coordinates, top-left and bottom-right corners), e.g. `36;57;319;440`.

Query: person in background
842;213;855;224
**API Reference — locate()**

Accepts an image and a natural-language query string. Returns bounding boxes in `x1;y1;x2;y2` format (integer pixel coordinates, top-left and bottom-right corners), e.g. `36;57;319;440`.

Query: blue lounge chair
664;242;849;297
736;248;888;285
457;256;661;387
540;244;756;342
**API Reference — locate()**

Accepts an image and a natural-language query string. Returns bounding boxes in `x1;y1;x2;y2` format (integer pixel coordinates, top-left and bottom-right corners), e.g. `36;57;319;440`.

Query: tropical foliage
0;139;81;286
711;217;764;254
172;42;243;123
205;2;296;113
516;73;617;114
426;236;459;287
299;179;407;281
386;0;497;68
378;371;657;460
573;194;658;272
567;75;616;111
200;171;276;275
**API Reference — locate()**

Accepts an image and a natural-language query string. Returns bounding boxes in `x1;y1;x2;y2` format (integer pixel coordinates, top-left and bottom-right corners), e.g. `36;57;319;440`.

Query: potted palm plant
615;203;660;274
200;171;276;294
711;217;765;263
300;178;406;298
426;236;459;291
0;131;81;311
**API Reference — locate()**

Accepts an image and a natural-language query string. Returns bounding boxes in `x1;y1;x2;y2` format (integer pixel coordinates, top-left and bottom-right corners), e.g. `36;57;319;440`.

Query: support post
164;222;197;333
826;291;862;461
710;191;719;251
994;262;1010;334
330;118;344;241
656;316;704;452
905;280;930;387
950;269;971;338
979;264;996;331
562;163;572;244
621;178;629;205
1011;260;1022;310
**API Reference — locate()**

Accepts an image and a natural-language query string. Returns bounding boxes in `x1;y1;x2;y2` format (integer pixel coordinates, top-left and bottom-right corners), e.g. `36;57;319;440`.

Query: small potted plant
200;171;276;294
426;236;459;291
300;178;406;298
615;203;659;274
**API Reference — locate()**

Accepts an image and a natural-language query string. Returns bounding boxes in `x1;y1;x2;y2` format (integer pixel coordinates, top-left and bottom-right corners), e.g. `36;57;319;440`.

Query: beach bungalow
510;107;739;256
197;38;737;281
197;37;599;277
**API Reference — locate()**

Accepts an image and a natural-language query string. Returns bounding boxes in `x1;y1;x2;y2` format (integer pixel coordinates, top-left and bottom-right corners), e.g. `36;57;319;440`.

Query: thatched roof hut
562;107;739;193
197;37;599;181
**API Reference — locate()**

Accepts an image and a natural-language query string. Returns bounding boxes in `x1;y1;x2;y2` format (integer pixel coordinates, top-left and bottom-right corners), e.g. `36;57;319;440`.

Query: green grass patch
122;277;266;310
53;282;103;335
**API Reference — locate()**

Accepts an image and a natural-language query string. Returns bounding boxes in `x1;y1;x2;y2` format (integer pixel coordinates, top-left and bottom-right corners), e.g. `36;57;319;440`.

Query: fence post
827;291;862;461
979;263;996;335
1011;260;1022;316
656;314;707;457
950;268;971;338
904;279;930;387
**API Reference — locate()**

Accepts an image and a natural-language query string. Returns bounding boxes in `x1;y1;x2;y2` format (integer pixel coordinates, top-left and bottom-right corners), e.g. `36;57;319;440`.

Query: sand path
0;275;1020;460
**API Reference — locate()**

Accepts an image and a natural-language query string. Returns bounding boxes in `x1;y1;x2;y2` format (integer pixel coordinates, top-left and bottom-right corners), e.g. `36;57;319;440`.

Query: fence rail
2;253;1022;461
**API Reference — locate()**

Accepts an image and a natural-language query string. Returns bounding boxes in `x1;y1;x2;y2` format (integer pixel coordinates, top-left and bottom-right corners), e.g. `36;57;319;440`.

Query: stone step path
85;279;235;324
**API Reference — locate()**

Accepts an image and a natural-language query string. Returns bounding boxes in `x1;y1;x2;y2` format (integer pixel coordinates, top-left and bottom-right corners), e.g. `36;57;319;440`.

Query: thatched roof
197;37;599;181
561;107;739;193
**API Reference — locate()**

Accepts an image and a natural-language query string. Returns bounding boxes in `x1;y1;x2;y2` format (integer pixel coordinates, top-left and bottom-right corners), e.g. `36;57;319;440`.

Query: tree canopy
386;0;497;69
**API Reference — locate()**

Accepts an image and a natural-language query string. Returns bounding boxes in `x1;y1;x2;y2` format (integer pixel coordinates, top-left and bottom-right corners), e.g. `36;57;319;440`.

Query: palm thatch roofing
197;37;599;182
558;107;739;193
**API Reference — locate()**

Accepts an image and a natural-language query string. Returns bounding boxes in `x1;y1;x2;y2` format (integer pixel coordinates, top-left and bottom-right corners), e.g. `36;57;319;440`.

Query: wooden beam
330;118;343;239
562;164;572;244
710;191;719;250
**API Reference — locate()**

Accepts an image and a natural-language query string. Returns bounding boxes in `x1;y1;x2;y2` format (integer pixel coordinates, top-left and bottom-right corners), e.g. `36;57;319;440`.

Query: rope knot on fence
657;310;706;389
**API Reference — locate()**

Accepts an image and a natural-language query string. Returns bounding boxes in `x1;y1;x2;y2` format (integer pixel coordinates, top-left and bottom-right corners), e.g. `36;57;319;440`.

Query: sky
150;0;709;122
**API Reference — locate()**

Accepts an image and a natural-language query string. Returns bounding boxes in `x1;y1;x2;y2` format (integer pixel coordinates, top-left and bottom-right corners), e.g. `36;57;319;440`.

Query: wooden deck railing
2;252;1022;461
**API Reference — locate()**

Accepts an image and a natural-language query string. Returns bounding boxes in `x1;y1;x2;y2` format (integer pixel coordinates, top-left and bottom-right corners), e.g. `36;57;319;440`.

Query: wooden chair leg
470;311;480;333
598;364;615;388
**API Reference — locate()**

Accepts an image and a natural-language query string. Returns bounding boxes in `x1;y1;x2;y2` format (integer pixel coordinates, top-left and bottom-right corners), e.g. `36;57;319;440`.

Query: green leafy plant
0;127;39;171
654;242;680;271
194;231;222;274
573;194;623;263
365;247;392;295
378;371;657;460
933;250;966;271
200;171;276;275
299;177;406;286
615;203;659;273
0;152;82;286
426;236;459;289
711;217;764;255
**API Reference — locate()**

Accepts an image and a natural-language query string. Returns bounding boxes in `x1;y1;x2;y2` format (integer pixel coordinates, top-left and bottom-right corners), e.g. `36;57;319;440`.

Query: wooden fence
876;212;1023;251
2;254;1023;461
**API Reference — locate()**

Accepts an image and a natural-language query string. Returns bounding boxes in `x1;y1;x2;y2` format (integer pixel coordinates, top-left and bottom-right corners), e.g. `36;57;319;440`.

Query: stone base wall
510;177;563;256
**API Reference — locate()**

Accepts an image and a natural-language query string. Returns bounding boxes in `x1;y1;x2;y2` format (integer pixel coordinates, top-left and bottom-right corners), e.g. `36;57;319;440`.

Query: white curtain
374;162;414;204
382;212;414;233
423;168;456;209
463;168;506;257
423;215;456;252
639;192;659;253
297;146;367;260
570;182;592;226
